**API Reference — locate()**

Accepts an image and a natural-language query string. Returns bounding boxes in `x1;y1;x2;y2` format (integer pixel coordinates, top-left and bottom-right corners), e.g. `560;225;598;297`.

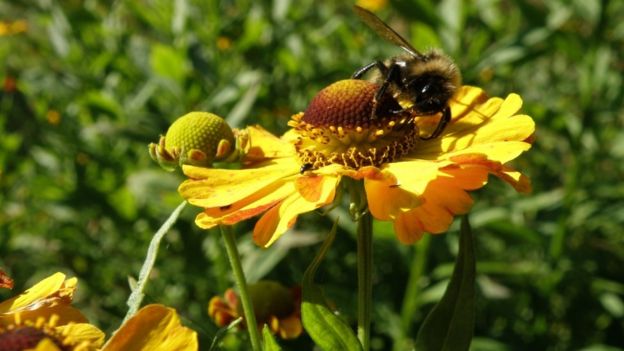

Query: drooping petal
393;178;474;243
103;304;197;351
254;175;340;247
392;163;493;243
195;180;294;229
492;165;532;193
365;178;421;221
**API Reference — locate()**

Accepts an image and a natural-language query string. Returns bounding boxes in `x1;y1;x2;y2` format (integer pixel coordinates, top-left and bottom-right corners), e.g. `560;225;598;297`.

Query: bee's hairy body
352;5;462;139
368;50;461;115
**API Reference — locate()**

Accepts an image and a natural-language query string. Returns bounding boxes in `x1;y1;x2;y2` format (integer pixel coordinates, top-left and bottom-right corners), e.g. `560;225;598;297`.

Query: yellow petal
195;180;293;229
243;125;297;161
365;178;421;220
254;175;339;247
56;322;106;347
180;157;298;208
493;166;532;193
382;160;449;195
392;166;490;243
29;338;62;351
414;90;535;160
103;304;197;351
0;305;88;327
0;273;74;314
444;141;532;164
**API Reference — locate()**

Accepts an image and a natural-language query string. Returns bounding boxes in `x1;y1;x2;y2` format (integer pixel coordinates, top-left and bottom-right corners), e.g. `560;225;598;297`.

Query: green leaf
415;216;476;351
262;325;282;351
302;221;363;351
208;317;242;351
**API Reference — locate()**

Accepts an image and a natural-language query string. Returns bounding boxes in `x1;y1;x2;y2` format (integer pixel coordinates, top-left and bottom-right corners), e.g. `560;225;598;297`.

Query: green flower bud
149;112;235;171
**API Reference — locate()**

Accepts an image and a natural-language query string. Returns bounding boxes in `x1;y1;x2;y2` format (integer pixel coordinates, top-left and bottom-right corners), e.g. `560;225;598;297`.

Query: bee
352;5;461;140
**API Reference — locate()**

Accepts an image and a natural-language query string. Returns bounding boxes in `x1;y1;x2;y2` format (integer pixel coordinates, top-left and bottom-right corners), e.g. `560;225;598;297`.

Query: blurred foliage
1;0;623;350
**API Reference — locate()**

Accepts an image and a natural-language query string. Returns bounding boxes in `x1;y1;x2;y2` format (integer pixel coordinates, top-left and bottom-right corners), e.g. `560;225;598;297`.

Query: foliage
1;0;623;350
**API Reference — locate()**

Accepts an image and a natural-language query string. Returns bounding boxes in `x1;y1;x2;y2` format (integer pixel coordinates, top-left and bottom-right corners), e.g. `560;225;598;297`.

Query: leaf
262;325;282;351
414;216;476;351
301;221;363;351
208;317;242;351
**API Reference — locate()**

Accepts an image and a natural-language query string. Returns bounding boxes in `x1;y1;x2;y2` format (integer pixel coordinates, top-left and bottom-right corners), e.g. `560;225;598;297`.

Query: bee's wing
353;5;423;58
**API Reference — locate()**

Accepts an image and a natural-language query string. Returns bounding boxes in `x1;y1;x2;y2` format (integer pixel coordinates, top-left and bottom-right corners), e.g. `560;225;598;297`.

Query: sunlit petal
103;304;197;351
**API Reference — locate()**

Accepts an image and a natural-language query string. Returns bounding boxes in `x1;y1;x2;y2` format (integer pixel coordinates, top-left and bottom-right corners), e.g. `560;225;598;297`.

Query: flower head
180;81;534;246
209;281;302;340
0;273;105;351
0;274;198;351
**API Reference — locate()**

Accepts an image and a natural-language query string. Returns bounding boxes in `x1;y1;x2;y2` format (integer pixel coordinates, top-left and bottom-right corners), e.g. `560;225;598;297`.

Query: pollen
289;79;420;170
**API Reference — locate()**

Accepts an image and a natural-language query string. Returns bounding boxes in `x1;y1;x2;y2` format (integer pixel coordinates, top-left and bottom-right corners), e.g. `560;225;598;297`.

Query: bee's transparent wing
353;5;423;58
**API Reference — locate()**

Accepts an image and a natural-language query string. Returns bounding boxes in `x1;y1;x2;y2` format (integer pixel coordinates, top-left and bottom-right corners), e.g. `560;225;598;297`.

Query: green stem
220;225;262;351
396;234;431;351
124;201;187;323
357;210;373;351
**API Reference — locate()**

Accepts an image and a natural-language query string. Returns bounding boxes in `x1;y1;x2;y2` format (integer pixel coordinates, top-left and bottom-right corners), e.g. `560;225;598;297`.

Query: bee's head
406;73;455;114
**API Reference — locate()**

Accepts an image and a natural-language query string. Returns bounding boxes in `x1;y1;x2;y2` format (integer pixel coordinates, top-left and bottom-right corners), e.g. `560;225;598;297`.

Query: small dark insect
299;163;314;174
352;5;461;139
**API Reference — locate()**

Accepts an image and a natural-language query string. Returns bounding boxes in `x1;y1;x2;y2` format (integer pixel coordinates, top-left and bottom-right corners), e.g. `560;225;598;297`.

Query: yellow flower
180;81;534;247
102;304;198;351
208;281;302;340
0;273;88;327
0;273;104;350
0;20;28;36
0;274;197;351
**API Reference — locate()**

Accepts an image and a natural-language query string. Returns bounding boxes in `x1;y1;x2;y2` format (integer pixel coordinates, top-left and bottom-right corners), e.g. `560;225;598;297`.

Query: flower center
289;79;419;170
0;326;69;351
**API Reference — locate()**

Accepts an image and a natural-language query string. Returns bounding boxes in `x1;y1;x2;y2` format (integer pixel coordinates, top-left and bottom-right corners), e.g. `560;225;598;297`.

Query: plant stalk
124;201;187;323
220;225;262;351
357;210;373;351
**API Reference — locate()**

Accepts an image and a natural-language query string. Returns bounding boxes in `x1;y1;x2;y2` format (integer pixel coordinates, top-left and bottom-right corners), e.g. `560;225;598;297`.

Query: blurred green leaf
415;216;475;351
150;43;189;83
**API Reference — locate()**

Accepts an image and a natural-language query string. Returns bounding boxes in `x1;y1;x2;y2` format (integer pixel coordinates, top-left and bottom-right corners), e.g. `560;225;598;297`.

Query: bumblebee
352;5;461;140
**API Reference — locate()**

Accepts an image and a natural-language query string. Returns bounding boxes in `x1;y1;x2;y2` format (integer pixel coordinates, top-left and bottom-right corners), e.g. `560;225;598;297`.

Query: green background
1;0;623;350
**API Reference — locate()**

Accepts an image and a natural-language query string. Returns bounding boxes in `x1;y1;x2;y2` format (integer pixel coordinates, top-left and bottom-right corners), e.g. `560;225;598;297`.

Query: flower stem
357;209;373;351
124;200;187;323
396;234;430;351
220;225;262;351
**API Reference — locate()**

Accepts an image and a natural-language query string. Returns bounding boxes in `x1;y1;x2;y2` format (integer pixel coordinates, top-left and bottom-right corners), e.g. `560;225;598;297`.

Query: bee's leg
374;63;400;102
420;106;451;140
370;63;402;118
352;60;387;79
